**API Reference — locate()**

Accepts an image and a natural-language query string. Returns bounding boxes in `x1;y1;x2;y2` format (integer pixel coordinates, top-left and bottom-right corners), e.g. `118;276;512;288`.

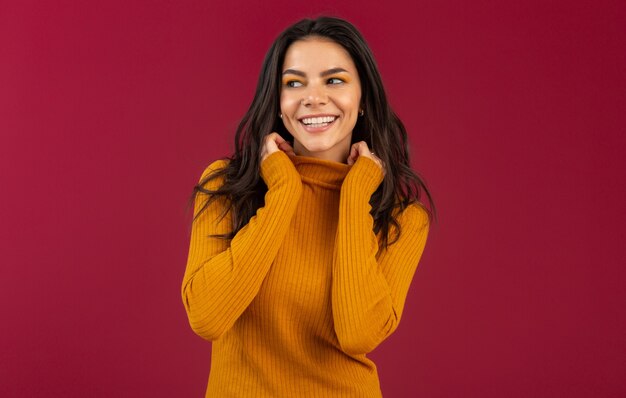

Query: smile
301;116;337;126
298;116;338;132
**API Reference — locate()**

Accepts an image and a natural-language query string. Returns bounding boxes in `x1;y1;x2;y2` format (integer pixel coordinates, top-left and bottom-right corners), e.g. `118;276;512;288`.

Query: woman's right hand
260;132;296;163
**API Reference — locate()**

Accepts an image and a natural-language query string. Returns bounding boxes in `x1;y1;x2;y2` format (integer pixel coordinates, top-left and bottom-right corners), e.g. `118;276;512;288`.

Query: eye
328;77;344;85
285;80;303;88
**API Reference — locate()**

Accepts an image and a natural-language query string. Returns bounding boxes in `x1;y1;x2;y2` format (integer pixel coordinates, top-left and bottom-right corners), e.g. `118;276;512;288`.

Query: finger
262;133;280;155
359;141;371;156
273;134;286;145
279;139;294;149
278;142;296;156
278;139;294;151
266;132;282;145
273;133;294;153
351;141;369;160
347;145;358;165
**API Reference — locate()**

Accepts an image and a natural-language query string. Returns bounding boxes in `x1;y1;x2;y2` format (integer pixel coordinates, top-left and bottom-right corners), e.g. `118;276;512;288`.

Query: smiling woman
182;15;436;398
279;38;362;162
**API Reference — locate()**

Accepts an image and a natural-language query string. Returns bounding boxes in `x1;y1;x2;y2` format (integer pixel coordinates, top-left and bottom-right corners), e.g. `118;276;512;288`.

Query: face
280;37;362;163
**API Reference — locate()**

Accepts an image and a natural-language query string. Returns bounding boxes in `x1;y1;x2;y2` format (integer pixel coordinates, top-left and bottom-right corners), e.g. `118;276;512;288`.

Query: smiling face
280;37;362;163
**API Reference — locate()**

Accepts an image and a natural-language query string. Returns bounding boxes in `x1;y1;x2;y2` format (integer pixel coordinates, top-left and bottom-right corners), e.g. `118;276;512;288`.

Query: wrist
343;156;385;196
260;151;302;189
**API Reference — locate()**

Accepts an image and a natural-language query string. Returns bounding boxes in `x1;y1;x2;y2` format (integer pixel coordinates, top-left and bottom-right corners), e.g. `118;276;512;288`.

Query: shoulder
198;158;231;189
199;158;229;180
396;202;430;231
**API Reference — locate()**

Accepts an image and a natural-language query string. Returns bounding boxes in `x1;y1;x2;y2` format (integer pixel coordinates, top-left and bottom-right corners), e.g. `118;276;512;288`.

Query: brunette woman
182;15;436;397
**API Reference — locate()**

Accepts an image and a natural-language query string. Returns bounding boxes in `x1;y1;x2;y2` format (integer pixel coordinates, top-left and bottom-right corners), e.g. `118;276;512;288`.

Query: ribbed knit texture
182;150;430;397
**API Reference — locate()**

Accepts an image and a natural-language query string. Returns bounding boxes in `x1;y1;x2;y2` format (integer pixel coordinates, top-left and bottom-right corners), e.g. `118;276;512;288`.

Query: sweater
182;150;430;397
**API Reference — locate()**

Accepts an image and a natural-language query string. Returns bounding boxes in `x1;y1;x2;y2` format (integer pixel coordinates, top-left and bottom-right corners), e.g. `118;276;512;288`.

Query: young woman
182;16;436;397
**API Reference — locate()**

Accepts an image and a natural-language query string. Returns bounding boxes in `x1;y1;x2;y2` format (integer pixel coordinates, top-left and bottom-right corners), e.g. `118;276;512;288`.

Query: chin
296;137;328;150
302;143;334;154
303;142;329;150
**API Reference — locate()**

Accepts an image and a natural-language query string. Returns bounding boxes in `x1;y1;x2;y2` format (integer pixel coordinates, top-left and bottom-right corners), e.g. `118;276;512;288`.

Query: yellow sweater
182;150;429;397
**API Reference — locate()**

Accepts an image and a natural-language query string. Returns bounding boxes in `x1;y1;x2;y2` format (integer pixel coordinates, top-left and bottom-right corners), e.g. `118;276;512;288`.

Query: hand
260;132;296;163
346;141;386;176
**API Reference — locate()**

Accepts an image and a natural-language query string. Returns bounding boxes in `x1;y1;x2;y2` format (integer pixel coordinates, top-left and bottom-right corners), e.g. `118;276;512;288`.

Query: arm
181;150;302;341
332;156;430;355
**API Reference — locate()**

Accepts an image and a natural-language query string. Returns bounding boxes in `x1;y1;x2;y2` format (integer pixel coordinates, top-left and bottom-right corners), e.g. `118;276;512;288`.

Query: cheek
337;92;361;115
280;93;299;115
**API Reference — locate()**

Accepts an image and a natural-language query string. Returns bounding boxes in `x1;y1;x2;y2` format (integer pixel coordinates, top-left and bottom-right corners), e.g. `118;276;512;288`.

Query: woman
182;16;436;397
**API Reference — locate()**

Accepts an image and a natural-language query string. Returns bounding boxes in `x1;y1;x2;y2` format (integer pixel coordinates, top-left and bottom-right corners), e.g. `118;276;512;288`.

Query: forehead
282;38;356;72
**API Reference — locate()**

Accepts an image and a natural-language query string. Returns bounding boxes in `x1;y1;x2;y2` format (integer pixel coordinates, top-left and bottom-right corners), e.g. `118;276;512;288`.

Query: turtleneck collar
289;154;351;189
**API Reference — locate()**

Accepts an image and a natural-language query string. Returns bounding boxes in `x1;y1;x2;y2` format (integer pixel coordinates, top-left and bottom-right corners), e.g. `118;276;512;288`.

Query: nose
302;84;328;107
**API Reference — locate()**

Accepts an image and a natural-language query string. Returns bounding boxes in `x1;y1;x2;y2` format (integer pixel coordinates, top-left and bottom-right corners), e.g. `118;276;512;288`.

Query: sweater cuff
343;155;385;196
260;150;301;188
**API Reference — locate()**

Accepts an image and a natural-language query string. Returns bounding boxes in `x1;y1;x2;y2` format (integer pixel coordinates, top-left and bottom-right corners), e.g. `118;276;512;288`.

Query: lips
300;115;337;125
296;114;340;133
299;116;338;133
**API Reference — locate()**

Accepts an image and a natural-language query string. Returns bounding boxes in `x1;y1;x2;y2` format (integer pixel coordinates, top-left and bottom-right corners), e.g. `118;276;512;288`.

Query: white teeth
301;116;337;125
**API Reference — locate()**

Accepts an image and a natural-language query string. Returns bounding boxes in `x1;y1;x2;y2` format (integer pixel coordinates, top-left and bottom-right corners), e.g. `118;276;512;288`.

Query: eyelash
285;77;345;88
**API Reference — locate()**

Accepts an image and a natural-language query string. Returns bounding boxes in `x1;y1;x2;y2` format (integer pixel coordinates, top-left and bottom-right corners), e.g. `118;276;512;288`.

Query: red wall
1;1;624;397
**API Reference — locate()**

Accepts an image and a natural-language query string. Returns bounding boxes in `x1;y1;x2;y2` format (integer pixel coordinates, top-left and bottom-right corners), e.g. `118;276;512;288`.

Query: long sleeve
332;156;430;355
181;150;303;341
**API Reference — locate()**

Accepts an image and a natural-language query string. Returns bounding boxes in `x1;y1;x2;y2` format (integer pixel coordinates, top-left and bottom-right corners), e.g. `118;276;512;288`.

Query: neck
289;154;351;189
293;139;351;164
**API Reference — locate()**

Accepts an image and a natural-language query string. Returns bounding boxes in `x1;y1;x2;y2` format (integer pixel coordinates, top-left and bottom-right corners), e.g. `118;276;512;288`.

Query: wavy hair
187;16;437;251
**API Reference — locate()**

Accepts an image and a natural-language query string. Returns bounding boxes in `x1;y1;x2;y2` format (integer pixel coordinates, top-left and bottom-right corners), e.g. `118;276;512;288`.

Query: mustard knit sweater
182;150;429;397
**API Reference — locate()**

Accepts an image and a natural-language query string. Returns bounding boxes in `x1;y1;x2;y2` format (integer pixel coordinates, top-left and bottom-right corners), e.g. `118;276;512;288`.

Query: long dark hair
187;16;437;251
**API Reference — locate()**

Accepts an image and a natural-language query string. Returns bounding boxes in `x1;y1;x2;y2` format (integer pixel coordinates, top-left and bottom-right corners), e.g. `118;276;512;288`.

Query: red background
1;1;625;397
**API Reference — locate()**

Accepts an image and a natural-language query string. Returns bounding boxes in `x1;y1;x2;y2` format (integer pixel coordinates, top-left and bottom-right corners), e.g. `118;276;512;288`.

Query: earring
279;113;283;119
359;109;364;116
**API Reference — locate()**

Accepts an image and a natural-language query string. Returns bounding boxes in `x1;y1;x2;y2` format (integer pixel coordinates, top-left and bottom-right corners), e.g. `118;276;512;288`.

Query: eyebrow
282;67;350;77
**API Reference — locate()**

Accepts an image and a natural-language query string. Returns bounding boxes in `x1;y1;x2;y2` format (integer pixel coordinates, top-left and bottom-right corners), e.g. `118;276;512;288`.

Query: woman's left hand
346;141;386;176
